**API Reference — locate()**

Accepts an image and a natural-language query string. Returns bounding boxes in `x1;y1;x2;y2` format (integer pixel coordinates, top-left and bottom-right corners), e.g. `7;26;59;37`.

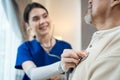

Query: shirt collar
93;26;120;38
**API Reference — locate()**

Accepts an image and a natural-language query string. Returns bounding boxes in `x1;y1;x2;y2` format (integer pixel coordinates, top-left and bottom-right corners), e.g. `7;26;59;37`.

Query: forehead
29;8;47;17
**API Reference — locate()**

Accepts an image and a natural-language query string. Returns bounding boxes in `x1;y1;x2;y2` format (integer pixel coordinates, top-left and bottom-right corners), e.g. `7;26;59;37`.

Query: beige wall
32;0;46;5
33;0;81;50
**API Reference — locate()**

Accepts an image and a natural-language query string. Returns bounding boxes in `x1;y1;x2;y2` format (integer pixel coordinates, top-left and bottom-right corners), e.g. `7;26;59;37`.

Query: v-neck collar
34;39;59;54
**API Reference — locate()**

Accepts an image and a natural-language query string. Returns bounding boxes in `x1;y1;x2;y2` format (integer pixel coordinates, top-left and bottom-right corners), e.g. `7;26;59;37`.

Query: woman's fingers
61;49;79;59
61;49;89;72
61;49;80;71
61;57;80;65
76;50;88;58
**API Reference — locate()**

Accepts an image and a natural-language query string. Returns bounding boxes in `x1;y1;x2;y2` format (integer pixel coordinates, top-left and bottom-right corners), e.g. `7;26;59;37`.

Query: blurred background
0;0;96;80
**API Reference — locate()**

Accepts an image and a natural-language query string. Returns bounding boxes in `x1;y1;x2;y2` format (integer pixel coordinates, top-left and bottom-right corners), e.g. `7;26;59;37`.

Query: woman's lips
39;26;47;31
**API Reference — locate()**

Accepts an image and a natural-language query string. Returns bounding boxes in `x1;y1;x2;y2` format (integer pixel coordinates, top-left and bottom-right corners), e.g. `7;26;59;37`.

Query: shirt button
89;45;92;48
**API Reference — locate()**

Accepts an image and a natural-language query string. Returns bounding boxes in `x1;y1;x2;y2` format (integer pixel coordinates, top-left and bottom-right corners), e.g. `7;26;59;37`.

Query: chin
41;31;49;36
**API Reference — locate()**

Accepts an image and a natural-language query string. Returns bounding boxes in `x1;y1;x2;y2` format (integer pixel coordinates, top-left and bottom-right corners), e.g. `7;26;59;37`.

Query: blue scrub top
15;39;72;80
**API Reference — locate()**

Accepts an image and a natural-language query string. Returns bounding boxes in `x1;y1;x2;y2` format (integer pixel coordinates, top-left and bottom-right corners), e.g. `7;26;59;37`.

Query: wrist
58;62;65;73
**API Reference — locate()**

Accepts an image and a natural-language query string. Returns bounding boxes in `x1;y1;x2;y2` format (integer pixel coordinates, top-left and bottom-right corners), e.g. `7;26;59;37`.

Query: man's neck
95;18;120;30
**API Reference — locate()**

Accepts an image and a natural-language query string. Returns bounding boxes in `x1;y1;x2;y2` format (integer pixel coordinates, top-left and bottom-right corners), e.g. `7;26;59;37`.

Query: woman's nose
39;18;46;24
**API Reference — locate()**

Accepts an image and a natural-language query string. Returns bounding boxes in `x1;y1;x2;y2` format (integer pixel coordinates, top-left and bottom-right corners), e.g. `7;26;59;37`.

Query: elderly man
61;0;120;80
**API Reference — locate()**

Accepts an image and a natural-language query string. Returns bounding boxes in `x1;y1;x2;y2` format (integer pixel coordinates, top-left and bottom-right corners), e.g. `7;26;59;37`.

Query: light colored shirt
71;26;120;80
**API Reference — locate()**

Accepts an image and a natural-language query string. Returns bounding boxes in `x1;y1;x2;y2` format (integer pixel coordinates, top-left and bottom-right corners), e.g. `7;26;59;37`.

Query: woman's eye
43;14;48;18
33;17;39;21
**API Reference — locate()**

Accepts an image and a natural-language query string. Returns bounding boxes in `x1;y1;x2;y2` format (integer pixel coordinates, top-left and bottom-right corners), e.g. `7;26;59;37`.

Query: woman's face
28;8;51;37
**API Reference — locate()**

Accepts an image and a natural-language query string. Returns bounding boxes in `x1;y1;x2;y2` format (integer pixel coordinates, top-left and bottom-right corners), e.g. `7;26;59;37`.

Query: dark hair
24;2;48;23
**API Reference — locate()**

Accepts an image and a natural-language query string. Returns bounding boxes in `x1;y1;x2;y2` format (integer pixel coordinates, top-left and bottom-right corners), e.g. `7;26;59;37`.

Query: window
0;4;8;80
0;2;23;80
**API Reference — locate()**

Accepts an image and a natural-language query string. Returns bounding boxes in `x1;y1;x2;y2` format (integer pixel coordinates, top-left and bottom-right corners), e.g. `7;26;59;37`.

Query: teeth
39;26;47;30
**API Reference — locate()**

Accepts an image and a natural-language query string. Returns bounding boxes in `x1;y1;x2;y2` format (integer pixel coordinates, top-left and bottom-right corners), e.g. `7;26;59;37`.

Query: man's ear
111;0;120;8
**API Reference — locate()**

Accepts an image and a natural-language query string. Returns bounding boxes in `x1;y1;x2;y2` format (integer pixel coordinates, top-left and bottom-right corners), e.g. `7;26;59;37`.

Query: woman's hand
61;49;87;72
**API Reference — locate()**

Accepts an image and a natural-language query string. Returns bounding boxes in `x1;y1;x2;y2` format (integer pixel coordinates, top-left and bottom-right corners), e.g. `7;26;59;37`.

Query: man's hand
61;49;87;72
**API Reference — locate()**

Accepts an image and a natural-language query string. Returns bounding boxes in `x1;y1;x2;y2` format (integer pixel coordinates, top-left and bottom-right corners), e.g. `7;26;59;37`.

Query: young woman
15;2;72;80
